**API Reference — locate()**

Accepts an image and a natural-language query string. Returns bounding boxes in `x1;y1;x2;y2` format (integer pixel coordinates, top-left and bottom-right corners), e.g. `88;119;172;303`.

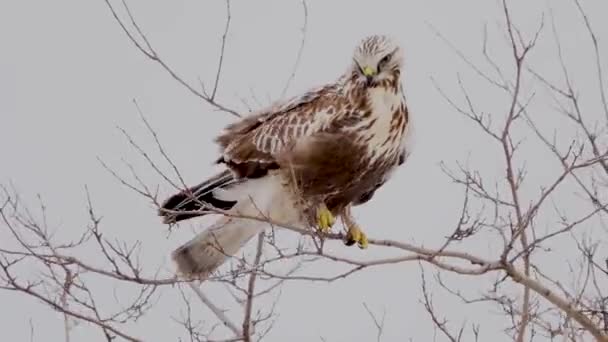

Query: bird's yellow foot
316;205;335;233
344;224;368;249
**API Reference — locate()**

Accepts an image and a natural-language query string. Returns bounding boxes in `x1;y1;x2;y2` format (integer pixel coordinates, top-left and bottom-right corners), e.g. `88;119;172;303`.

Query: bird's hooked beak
362;66;376;85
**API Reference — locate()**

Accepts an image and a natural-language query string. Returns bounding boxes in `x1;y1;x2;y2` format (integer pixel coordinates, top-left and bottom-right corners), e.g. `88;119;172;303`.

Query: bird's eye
378;54;391;71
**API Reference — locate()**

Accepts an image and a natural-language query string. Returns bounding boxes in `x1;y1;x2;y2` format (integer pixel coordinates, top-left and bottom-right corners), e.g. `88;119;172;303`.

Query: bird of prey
158;34;412;279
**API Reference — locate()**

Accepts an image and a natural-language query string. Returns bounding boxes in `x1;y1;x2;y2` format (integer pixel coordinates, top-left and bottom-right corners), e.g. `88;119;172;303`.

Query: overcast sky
1;0;607;341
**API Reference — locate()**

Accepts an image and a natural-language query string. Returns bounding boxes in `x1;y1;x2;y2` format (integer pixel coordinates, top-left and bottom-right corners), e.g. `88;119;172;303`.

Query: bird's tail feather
171;216;264;278
159;170;239;224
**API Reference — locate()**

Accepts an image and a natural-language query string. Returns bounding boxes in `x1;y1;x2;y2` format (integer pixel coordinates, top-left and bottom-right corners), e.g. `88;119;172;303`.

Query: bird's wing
215;83;348;177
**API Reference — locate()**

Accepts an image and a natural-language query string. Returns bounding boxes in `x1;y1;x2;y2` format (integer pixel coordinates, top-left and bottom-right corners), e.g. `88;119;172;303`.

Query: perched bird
159;34;412;279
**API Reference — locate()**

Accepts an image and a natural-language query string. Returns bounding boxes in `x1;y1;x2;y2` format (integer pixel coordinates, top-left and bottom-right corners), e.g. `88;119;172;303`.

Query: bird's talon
357;232;369;249
344;237;356;246
316;206;335;233
344;225;368;249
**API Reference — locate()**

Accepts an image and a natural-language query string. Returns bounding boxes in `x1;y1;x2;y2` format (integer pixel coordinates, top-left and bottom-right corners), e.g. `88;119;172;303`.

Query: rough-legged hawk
158;34;412;279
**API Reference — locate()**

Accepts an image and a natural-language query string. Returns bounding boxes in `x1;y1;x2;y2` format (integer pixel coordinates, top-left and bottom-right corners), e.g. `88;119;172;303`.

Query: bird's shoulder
214;82;344;149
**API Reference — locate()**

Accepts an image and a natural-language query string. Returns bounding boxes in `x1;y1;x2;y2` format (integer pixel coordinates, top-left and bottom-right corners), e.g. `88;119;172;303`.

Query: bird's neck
366;86;402;120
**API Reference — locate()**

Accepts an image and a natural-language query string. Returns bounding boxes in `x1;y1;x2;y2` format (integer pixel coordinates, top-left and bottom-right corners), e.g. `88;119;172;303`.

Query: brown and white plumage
158;34;412;279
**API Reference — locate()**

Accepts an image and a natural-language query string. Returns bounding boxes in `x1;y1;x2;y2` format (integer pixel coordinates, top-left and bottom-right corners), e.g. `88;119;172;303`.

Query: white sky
1;0;607;341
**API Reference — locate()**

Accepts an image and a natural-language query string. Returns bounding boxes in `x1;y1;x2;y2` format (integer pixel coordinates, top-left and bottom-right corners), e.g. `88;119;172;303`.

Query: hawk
158;34;412;279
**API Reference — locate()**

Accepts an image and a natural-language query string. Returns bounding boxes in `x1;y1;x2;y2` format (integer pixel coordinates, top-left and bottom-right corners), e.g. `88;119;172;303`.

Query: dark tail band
158;170;238;224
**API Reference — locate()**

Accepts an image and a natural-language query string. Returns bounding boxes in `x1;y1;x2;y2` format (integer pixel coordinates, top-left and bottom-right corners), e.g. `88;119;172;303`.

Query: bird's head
351;35;403;88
